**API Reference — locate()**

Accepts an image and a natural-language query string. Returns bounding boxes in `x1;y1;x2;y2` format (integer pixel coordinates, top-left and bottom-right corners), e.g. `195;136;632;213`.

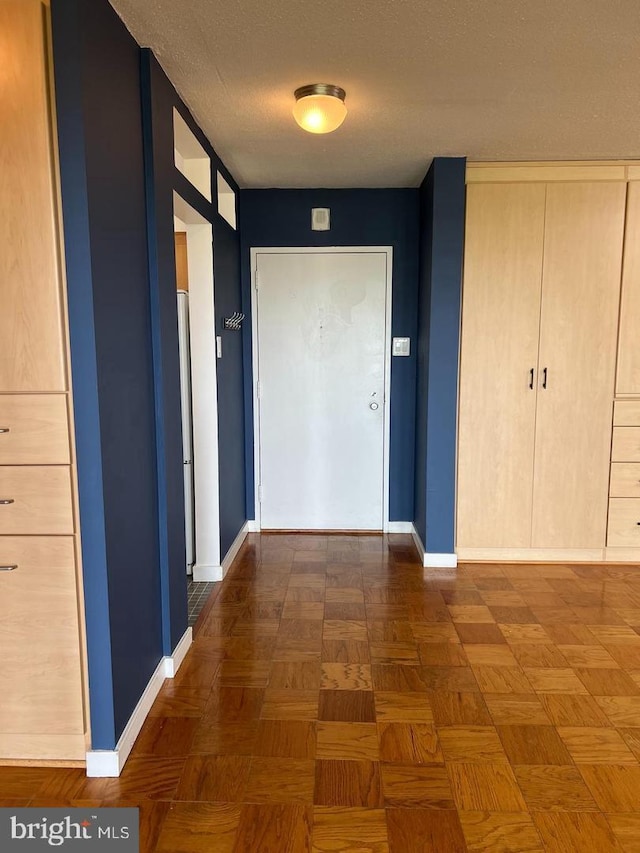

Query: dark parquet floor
4;533;640;851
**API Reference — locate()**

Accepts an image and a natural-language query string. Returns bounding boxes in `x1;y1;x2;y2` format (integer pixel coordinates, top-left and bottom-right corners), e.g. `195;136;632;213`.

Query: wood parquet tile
8;533;640;850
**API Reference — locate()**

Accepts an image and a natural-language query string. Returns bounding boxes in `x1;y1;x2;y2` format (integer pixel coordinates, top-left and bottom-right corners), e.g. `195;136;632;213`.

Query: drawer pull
0;428;9;434
0;565;17;572
0;499;15;505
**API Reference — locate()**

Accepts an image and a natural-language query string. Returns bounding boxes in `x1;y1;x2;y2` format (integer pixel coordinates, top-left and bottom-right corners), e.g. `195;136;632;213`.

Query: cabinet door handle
529;368;535;390
542;367;548;389
0;428;9;434
0;499;14;505
0;565;17;572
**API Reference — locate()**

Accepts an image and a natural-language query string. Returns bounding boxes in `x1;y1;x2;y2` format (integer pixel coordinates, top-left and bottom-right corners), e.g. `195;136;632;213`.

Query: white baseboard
246;520;260;532
425;552;458;568
411;523;427;564
192;563;222;582
411;524;457;568
192;521;251;582
163;626;192;677
387;521;413;533
221;521;250;577
85;627;192;778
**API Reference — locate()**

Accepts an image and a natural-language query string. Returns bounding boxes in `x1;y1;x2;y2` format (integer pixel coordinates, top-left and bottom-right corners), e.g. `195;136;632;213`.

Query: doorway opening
173;194;221;623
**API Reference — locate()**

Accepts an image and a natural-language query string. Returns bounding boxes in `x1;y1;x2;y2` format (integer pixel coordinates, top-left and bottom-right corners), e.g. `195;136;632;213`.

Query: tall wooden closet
0;0;88;762
458;163;640;562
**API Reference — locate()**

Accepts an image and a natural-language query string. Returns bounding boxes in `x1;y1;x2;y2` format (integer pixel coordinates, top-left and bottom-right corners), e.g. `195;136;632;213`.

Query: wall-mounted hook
223;311;245;331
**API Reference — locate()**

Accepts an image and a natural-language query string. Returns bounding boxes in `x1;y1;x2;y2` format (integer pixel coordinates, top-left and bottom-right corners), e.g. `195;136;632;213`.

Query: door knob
370;402;379;411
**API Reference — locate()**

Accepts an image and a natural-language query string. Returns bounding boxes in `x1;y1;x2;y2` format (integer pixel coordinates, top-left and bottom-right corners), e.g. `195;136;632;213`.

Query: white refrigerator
177;290;195;574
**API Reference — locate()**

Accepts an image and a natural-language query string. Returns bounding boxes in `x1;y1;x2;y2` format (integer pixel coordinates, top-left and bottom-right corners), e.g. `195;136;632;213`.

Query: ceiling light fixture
293;84;347;134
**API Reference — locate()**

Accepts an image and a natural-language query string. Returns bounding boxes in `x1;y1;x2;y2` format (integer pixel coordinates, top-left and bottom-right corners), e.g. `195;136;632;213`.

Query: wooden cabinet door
457;183;545;548
0;538;85;739
0;0;66;391
532;183;626;548
617;182;640;394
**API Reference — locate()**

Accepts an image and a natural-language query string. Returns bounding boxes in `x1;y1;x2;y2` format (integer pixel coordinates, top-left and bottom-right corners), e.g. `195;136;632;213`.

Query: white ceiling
110;0;640;188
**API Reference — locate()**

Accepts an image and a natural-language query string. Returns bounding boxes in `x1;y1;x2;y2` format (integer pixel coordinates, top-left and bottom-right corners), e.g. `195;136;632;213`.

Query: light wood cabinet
614;400;640;426
610;464;640;498
0;467;74;535
0;0;67;392
458;179;626;558
617;183;640;395
607;389;640;555
612;428;640;462
0;538;85;740
457;183;545;548
608;500;640;547
531;183;625;548
0;0;88;764
0;395;70;465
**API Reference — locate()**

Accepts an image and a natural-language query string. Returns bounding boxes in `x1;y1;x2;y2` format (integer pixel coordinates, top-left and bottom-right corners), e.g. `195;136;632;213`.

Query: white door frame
174;192;221;581
250;246;393;532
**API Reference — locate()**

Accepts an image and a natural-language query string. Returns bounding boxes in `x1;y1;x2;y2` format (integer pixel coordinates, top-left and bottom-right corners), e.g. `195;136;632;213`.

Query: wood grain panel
467;163;627;183
0;733;85;763
614;400;640;426
611;427;640;461
607;499;640;547
459;811;544;852
457;182;545;548
533;812;623;852
609;463;640;498
0;537;84;737
0;395;69;464
0;466;73;534
532;182;626;548
312;807;388;853
617;182;640;393
174;232;189;291
387;808;465;851
0;0;66;391
314;759;383;807
155;803;240;853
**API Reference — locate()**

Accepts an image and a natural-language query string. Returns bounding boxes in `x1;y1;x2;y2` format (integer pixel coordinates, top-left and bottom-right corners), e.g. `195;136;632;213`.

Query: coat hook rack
224;311;245;331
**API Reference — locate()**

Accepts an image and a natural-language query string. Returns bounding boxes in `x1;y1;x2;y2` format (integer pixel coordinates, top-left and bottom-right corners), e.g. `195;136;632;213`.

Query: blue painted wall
141;51;246;562
414;158;466;553
239;189;420;522
140;53;188;654
52;0;248;746
51;0;162;744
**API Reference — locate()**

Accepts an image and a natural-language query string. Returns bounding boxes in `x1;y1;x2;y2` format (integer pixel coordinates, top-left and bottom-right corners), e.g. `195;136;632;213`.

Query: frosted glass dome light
293;84;347;134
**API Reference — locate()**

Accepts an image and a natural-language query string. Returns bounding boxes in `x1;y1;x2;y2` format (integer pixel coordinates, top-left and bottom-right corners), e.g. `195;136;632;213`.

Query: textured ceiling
109;0;640;188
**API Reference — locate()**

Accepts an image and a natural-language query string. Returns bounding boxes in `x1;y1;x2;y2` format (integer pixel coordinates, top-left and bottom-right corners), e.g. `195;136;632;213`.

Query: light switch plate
216;336;223;358
392;337;410;356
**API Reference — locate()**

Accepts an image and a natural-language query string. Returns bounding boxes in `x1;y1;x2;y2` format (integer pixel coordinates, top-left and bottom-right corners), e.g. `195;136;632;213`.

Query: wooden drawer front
610;463;640;498
608;499;640;547
0;537;84;735
0;467;73;534
612;427;640;462
614;400;640;426
0;395;69;464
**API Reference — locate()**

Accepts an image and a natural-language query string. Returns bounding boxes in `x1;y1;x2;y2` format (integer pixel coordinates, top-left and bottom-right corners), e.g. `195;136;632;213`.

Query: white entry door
254;250;390;530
